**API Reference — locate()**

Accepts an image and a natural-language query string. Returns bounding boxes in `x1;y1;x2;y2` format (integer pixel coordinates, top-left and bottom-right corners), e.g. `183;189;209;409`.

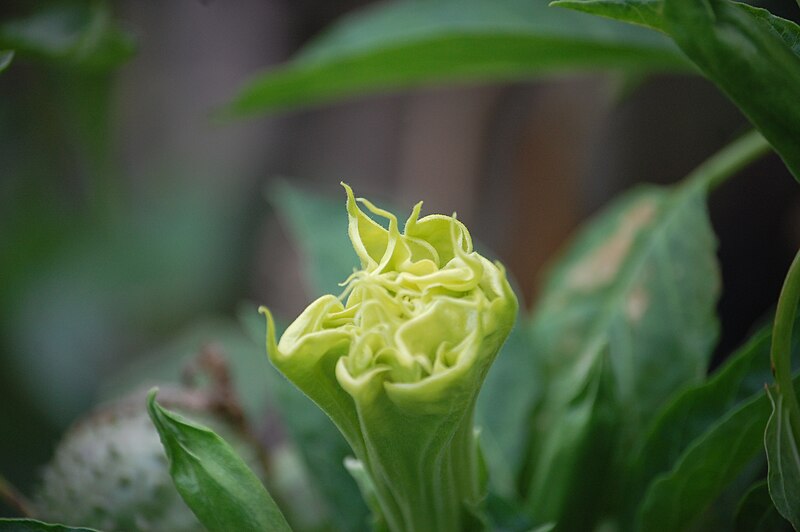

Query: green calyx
262;183;517;532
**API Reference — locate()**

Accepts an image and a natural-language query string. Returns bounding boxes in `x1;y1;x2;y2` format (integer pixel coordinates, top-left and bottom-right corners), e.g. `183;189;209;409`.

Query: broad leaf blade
551;0;665;31
766;388;800;529
630;313;800;530
146;391;291;532
224;0;689;117
630;322;775;501
525;180;720;523
662;0;800;181
636;390;772;531
0;519;98;532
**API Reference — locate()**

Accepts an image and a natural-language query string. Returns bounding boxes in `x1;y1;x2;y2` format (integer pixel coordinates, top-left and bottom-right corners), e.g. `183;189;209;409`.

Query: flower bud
263;184;517;531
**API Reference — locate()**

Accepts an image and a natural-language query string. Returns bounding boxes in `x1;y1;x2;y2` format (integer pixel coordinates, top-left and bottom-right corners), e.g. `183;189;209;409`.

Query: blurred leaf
555;0;800;181
146;391;292;532
0;50;13;73
524;179;719;522
765;388;800;529
476;318;543;498
636;388;772;531
0;2;135;69
5;186;244;426
224;0;690;117
269;180;354;296
241;308;371;532
735;481;793;532
0;519;98;532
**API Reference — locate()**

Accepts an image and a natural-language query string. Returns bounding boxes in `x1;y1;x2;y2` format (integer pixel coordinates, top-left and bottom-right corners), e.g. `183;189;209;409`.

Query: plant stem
0;473;34;517
685;129;771;192
771;248;800;443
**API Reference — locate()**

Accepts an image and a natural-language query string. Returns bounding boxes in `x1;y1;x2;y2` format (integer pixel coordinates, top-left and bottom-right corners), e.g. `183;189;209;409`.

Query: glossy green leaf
735;481;793;532
765;388;800;529
224;0;689;117
146;390;292;532
0;2;134;69
524;178;719;523
0;519;98;532
0;50;13;73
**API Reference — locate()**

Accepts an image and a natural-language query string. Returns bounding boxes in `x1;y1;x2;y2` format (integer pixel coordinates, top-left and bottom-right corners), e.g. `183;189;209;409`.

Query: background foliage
1;0;800;530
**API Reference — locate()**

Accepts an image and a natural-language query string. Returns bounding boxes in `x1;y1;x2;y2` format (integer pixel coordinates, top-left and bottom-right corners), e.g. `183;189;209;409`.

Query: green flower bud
262;184;517;532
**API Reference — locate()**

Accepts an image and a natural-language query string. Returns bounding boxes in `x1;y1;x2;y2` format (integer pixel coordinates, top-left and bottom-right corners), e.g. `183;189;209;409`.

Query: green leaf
662;0;800;181
0;50;13;73
146;390;292;532
522;130;770;527
630;321;776;503
631;307;800;530
735;481;793;532
766;388;800;529
524;178;719;523
0;2;135;69
476;319;543;498
223;0;689;117
550;0;666;31
552;0;800;180
636;388;772;531
0;519;98;532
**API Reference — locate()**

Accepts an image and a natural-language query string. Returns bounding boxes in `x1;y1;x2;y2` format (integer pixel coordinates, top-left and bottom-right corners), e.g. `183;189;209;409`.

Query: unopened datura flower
261;184;517;532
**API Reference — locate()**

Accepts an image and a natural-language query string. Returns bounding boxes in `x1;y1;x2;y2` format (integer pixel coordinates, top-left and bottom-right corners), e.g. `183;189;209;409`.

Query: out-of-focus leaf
476;319;543;498
765;388;800;529
240;308;370;532
269;180;353;296
6;186;244;425
735;481;793;532
0;50;13;72
555;0;800;181
0;3;134;69
146;391;291;532
0;519;98;532
524;179;719;523
636;388;772;531
224;0;689;117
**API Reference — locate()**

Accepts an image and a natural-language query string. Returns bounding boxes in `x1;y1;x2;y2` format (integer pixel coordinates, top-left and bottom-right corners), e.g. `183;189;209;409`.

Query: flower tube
262;184;517;531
